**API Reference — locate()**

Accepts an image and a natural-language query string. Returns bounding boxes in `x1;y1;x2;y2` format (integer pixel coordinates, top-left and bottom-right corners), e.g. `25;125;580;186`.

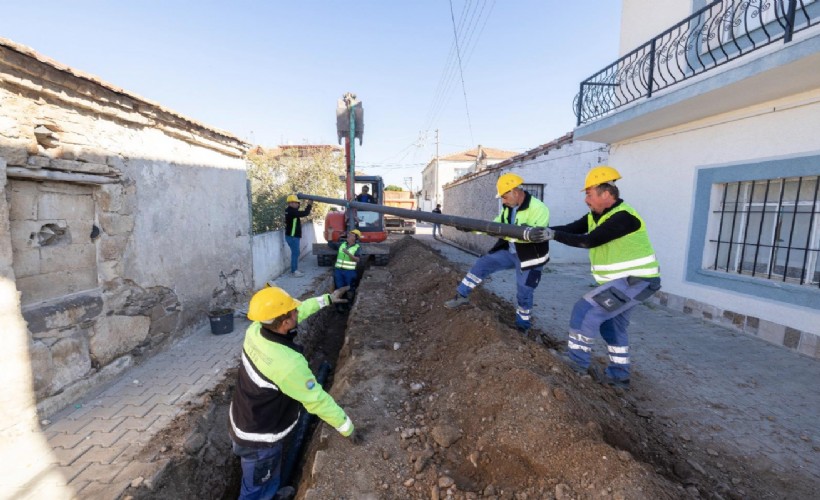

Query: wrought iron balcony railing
574;0;820;126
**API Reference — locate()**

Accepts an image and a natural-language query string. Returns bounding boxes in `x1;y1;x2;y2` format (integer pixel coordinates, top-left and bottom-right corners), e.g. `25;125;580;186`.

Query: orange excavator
304;93;390;266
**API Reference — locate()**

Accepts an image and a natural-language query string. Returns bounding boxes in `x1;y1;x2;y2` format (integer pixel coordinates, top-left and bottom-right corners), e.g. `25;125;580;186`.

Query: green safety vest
335;242;360;270
587;202;660;284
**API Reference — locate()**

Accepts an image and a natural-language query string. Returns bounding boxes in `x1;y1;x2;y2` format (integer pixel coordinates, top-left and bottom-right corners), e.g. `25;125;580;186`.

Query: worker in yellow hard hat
284;194;313;277
228;285;358;499
543;165;661;390
331;229;362;312
444;172;551;334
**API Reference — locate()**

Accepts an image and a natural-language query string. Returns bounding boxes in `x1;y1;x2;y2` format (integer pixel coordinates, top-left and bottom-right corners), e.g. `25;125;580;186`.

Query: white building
574;0;820;357
420;145;517;211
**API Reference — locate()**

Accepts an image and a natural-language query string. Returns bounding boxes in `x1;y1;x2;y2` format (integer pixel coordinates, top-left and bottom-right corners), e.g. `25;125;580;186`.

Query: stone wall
0;38;253;417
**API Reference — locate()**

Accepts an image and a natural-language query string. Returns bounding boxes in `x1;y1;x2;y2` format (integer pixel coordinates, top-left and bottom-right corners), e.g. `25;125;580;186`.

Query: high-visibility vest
335;242;359;270
588;202;659;284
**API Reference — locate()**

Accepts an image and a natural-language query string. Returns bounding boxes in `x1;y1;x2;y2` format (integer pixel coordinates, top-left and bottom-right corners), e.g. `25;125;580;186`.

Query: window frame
689;152;820;309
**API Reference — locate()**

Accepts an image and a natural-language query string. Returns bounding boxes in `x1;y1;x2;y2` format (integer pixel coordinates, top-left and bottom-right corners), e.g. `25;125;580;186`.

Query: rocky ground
123;237;812;500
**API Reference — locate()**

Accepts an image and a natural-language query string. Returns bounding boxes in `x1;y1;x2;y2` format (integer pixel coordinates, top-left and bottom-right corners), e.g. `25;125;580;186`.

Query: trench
122;237;766;499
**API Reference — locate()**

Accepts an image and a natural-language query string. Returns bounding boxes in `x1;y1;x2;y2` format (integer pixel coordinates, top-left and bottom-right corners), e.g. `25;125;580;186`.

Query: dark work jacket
488;191;550;270
284;204;312;238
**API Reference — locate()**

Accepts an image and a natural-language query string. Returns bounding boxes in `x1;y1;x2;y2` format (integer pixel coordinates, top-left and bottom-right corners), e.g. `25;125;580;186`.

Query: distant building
420;145;517;210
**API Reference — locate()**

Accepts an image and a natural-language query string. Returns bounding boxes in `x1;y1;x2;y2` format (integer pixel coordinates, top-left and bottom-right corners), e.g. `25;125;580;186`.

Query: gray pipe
297;193;537;241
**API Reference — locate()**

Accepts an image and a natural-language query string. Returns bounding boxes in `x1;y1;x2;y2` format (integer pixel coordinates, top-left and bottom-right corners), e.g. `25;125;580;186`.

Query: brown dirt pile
299;238;686;499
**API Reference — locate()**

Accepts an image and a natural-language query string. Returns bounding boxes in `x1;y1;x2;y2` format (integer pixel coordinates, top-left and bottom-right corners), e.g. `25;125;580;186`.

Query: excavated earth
123;237;798;499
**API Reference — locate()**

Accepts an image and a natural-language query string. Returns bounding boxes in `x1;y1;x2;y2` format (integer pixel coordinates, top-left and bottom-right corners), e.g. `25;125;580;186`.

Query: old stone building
0;37;252;427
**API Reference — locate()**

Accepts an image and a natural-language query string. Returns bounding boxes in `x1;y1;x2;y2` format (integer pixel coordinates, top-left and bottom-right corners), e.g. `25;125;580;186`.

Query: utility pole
434;129;440;206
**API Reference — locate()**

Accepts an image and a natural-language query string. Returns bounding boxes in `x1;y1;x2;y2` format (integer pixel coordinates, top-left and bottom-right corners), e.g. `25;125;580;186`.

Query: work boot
559;353;589;377
588;364;630;390
444;294;470;309
292;270;305;277
274;486;296;500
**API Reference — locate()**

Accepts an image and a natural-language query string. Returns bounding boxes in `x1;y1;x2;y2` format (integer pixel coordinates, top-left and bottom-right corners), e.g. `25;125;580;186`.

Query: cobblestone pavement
424;229;820;491
11;257;331;500
14;229;819;498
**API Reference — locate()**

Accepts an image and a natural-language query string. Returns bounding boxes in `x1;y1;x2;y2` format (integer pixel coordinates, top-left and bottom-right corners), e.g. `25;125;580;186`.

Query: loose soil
123;237;807;499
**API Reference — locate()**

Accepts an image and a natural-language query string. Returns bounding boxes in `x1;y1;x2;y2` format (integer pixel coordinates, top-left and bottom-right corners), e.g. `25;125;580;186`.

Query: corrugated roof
440;146;519;162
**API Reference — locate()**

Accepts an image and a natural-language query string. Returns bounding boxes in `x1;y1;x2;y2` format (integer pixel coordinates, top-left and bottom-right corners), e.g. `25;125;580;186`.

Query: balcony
574;0;820;143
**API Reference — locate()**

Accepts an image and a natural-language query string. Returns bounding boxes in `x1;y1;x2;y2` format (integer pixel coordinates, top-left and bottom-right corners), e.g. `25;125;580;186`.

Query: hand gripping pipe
297;193;540;241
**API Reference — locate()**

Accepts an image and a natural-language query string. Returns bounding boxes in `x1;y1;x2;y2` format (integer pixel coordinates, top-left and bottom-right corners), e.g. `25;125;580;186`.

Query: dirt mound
300;238;687;499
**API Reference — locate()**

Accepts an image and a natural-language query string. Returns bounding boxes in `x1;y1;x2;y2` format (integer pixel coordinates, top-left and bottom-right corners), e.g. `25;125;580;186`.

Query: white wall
610;88;820;335
619;0;693;55
252;222;321;290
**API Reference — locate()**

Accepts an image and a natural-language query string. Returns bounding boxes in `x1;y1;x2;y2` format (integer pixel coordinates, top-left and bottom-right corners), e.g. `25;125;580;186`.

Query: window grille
709;175;819;287
521;183;544;201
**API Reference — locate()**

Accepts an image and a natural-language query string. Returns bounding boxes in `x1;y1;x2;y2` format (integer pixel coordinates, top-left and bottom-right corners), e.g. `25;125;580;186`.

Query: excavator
300;93;549;266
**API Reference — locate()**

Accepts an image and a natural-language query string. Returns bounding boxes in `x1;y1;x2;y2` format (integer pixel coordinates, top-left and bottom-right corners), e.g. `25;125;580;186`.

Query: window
708;176;819;286
521;183;545;201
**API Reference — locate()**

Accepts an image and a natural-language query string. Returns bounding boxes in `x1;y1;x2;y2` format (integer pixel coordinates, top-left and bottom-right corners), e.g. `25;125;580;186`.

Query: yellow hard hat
583;166;621;190
286;194;299;203
247;286;301;322
496;173;524;198
349;229;362;238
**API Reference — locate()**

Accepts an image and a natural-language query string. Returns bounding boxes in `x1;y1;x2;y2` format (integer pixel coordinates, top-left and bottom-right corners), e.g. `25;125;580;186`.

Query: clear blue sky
1;1;622;189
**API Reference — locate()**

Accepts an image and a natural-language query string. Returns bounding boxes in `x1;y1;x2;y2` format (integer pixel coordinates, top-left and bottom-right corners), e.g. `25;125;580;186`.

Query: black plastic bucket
208;309;234;335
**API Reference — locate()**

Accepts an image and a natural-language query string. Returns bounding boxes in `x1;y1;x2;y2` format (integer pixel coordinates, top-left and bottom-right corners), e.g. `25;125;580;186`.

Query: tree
384;184;404;191
247;146;346;234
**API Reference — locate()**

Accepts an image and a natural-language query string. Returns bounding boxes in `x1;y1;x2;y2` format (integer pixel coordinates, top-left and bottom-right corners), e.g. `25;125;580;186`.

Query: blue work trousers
334;268;358;291
285;236;300;273
567;276;660;382
232;440;284;500
456;249;543;330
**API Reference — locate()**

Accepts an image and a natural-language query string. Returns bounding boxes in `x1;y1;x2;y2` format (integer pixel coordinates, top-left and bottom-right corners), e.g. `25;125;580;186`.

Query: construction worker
432;204;442;237
543;166;661;389
284;194;312;277
332;229;362;311
228;285;357;500
354;185;376;204
444;173;551;333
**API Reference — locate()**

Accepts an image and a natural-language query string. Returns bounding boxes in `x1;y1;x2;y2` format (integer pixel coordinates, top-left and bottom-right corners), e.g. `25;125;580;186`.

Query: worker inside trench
123;238;749;498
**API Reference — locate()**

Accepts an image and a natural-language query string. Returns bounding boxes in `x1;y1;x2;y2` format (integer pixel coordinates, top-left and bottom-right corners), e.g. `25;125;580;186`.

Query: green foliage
247;147;346;234
384;185;404;191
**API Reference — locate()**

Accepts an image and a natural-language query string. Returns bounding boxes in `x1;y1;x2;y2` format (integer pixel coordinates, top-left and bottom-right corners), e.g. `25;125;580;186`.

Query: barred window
521;183;544;201
708;176;819;287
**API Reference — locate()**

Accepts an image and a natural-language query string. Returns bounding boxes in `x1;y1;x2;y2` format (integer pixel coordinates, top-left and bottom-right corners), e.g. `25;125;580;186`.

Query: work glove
523;227;554;243
348;429;363;445
330;286;350;303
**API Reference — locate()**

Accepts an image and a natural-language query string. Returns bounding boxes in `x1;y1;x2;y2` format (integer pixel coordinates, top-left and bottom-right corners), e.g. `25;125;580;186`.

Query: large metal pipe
297;193;535;240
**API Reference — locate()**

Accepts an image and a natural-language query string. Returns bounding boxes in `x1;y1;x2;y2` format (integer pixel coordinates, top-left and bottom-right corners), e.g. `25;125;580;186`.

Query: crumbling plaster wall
0;38;252;417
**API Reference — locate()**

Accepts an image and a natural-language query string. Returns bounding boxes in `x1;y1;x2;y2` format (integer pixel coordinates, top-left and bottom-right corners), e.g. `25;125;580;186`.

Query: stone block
29;340;54;398
757;319;786;345
12;247;41;278
75;149;108;165
90;315;150;366
27;155;50;169
96;184;123;213
0;141;30;166
49;158;109;175
99;235;127;261
664;293;686;313
744;316;760;335
16;269;98;304
38;188;94;220
7;180;38;220
22;291;103;333
783;327;801;350
98;213;134;236
40;243;96;274
311;450;329;479
98;260;123;283
49;333;92;395
106;155;126;170
797;332;820;359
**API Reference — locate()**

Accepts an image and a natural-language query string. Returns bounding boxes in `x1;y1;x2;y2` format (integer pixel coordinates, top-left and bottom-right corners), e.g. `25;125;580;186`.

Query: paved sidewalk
423;232;820;492
14;256;330;500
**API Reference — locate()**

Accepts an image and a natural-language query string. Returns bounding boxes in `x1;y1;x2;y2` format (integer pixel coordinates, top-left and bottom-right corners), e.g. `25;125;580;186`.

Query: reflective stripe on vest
335;242;359;270
229;401;298;444
588;203;659;284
